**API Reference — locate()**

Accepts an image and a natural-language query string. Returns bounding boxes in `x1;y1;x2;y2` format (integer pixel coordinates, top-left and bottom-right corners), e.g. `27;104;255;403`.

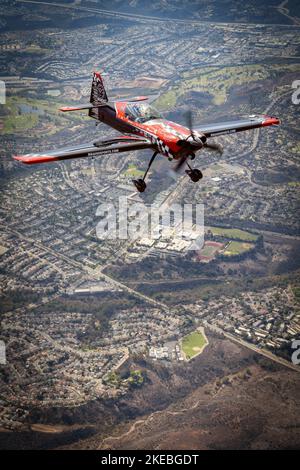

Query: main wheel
133;179;146;192
186;168;203;182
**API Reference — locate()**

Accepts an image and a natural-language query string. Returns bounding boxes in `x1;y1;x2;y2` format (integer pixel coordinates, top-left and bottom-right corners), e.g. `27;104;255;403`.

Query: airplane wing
196;115;280;138
13;135;154;165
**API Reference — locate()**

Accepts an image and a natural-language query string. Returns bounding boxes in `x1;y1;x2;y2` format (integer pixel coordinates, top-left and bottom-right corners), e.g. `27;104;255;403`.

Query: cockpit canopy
124;103;162;124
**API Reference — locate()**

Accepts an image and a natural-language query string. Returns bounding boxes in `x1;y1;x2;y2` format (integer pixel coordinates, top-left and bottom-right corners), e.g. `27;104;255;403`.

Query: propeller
177;110;207;148
203;141;223;154
174;110;223;172
174;155;188;172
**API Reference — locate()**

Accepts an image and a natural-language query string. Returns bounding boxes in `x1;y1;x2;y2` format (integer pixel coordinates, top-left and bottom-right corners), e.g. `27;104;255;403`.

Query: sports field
199;241;224;259
181;328;208;360
208;226;258;241
200;244;218;257
223;241;253;256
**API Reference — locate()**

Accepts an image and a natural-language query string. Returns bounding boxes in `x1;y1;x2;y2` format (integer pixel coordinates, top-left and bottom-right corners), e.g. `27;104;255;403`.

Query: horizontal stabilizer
123;96;148;102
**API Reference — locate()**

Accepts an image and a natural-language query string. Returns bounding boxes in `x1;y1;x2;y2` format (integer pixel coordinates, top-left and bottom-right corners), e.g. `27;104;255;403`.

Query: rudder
90;71;108;104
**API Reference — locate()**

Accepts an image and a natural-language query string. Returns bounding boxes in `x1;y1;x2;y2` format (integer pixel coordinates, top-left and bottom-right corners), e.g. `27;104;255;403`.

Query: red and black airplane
13;72;280;192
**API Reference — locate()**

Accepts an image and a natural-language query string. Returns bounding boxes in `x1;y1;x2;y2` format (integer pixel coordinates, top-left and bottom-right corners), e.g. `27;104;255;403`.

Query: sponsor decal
88;149;120;156
211;129;236;136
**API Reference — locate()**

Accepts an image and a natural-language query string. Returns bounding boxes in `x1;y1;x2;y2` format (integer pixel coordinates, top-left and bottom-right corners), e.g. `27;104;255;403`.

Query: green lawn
1;96;83;135
208;226;258;241
155;63;299;110
124;164;144;178
3;113;39;134
181;330;208;360
223;241;253;256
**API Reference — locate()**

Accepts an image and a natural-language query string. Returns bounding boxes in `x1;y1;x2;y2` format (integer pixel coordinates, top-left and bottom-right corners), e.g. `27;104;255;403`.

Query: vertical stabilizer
90;71;108;104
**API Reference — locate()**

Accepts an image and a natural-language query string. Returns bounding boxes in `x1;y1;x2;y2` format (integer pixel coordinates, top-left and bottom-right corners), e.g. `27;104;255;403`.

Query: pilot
138;103;151;121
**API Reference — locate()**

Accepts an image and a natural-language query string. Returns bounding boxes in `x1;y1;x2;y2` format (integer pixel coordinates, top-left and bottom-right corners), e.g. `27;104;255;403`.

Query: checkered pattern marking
156;138;173;159
135;127;174;159
161;122;185;139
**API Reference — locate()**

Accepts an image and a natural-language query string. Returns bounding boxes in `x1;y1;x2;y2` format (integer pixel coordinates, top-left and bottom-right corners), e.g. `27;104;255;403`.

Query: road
17;0;300;28
2;220;299;375
227;88;291;164
276;0;300;26
97;171;190;268
204;321;300;374
0;224;170;312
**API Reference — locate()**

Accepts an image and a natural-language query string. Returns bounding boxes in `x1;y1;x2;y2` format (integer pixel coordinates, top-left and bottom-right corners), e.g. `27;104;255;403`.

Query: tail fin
90;71;108;104
60;72;108;117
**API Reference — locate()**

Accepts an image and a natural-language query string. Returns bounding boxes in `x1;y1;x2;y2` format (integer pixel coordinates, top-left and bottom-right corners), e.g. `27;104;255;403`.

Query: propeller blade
204;142;223;155
174;155;187;172
185;110;194;137
182;110;206;146
177;109;223;158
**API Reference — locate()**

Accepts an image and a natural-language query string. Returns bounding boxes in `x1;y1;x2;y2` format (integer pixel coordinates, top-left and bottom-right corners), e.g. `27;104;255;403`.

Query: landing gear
185;168;203;182
185;161;203;182
133;178;146;193
132;150;158;192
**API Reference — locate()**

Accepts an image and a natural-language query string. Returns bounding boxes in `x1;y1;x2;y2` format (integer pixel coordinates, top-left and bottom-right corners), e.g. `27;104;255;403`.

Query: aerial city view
0;0;299;452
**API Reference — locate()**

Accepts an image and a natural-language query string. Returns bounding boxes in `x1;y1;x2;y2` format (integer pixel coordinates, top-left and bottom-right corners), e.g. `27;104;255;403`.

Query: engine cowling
177;132;206;149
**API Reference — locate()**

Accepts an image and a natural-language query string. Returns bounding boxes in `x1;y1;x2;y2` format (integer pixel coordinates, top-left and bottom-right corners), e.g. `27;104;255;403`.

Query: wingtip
59;106;81;112
13;154;55;164
13;154;32;164
13;155;23;161
262;115;280;126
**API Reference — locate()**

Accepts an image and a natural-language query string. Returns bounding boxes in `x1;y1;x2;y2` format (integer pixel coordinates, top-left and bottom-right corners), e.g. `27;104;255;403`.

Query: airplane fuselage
96;101;193;161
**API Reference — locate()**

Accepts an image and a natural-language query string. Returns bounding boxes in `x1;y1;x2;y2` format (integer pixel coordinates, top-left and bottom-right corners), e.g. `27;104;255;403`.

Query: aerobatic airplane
13;71;280;192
